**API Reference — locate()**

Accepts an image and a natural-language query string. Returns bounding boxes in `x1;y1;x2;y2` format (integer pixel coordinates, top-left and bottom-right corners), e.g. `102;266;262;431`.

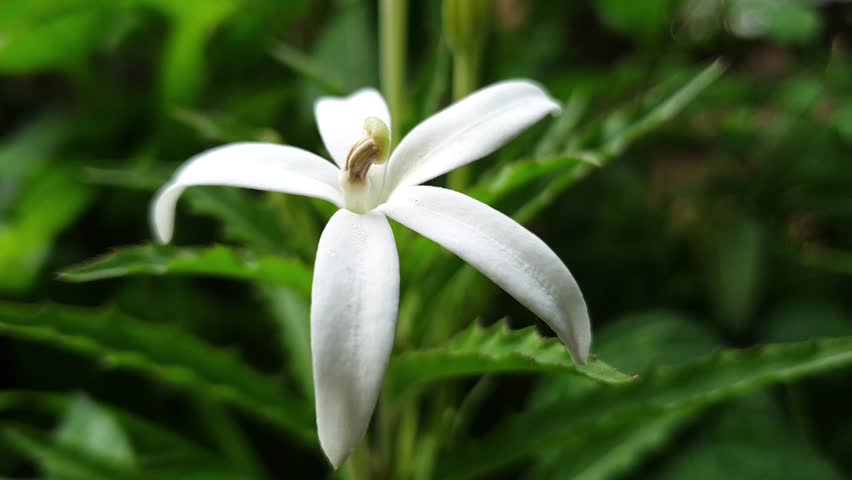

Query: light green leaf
0;166;93;291
170;108;281;144
0;390;218;465
438;335;852;479
53;395;136;471
0;4;104;73
0;302;315;442
59;244;312;296
3;427;141;480
600;60;726;158
386;321;634;398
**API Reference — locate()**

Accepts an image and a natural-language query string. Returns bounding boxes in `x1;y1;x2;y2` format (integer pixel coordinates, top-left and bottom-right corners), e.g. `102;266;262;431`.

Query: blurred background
2;0;852;478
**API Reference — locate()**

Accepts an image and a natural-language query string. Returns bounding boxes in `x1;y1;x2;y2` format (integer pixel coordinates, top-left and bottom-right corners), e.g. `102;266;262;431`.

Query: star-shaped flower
151;80;591;468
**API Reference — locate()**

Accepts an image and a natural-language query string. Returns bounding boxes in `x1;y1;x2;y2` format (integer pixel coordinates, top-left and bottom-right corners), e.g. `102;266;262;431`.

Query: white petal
151;142;342;243
315;88;392;167
379;186;590;363
311;209;399;468
384;80;560;191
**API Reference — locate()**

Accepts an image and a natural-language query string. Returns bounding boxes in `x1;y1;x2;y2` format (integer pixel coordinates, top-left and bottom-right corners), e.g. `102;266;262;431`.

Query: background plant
1;0;852;479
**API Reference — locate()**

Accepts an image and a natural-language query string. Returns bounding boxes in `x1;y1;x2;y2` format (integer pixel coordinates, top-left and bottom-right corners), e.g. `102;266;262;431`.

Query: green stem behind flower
380;0;408;147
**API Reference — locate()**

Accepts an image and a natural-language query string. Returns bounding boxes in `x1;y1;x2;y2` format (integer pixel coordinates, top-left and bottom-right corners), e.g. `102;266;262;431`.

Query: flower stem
447;49;479;190
380;0;407;147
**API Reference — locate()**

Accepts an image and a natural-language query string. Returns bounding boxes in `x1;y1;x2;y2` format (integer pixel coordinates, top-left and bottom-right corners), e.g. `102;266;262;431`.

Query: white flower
151;80;591;468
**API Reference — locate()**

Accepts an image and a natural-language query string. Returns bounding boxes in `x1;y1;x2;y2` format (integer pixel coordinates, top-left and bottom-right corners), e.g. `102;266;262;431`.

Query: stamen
343;117;390;184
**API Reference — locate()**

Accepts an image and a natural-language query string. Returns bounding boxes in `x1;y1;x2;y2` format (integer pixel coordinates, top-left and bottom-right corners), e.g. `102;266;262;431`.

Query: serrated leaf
438;335;852;479
59;244;312;296
527;311;722;480
0;302;315;442
386;321;633;398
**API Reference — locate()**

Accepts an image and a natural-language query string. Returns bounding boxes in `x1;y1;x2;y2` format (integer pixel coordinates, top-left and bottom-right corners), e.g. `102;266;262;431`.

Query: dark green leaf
0;302;315;442
439;336;852;479
60;244;312;296
386;321;633;398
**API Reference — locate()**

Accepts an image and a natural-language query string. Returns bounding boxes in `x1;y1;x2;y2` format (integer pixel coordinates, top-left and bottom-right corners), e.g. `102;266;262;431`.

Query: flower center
343;117;390;184
340;117;391;214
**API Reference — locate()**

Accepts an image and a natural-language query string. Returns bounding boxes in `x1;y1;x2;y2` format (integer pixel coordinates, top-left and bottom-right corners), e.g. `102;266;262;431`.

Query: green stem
380;0;407;146
447;49;480;190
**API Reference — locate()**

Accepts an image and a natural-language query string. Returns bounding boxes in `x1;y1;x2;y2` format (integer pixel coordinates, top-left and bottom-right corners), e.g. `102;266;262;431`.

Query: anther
343;117;390;184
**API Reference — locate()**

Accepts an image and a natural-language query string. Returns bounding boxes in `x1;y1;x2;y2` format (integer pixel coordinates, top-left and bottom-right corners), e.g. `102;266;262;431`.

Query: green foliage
2;1;851;478
0;302;315;442
60;244;313;295
654;394;844;480
53;395;137;471
387;321;632;398
438;335;852;478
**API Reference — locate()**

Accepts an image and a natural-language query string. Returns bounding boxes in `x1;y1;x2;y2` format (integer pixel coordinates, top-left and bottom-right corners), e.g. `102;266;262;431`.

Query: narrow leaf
0;302;315;442
269;43;346;95
386;321;633;398
3;427;142;480
59;244;312;296
439;335;852;479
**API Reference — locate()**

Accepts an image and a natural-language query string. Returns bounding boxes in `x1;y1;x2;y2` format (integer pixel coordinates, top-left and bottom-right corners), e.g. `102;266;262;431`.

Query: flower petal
379;186;590;363
151;142;342;243
315;88;392;167
384;80;560;191
311;209;399;468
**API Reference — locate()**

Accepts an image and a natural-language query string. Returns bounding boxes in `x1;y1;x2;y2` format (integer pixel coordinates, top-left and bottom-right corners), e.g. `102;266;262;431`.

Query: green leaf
0;302;315;442
655;394;844;480
170;108;282;144
261;287;313;400
525;408;696;480
150;0;239;106
386;321;633;398
80;166;319;256
527;311;721;480
0;3;104;73
704;216;764;332
593;311;721;373
600;60;726;158
3;427;142;480
183;188;297;254
0;390;218;466
438;335;852;479
0;166;93;291
59;244;313;296
729;0;822;45
53;395;136;471
594;0;673;41
269;43;346;95
803;247;852;276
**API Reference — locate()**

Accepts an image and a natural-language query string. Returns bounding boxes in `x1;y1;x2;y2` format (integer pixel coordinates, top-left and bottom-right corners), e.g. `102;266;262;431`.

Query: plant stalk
380;0;408;147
